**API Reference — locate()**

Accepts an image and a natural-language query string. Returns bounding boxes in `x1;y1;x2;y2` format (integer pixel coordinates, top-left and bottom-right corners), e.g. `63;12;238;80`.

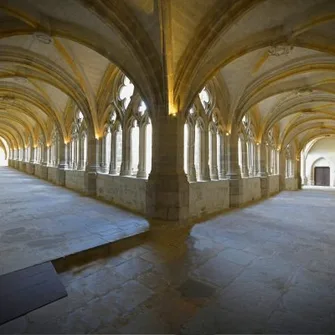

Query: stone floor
1;170;335;334
0;167;149;275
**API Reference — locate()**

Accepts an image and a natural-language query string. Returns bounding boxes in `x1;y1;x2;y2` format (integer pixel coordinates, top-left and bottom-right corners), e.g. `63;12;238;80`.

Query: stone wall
96;174;147;214
34;164;48;180
65;170;86;193
285;177;299;190
25;163;35;175
189;180;230;219
47;167;58;184
269;175;280;195
242;177;261;204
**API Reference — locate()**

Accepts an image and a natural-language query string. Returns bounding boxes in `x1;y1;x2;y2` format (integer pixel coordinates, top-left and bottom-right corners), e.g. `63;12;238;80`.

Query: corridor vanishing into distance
1;167;335;334
2;0;335;334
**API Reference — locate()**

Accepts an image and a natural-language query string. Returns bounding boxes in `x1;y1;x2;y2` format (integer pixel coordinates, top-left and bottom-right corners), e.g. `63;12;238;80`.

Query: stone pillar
137;124;147;178
258;143;269;198
187;125;197;182
84;132;100;196
226;128;243;207
77;134;83;170
295;158;302;190
40;144;49;179
267;145;272;175
55;139;67;186
301;152;307;185
65;142;71;168
210;130;219;179
219;134;226;179
100;135;108;173
279;151;286;191
241;138;249;178
42;145;48;165
146;109;189;222
29;147;35;163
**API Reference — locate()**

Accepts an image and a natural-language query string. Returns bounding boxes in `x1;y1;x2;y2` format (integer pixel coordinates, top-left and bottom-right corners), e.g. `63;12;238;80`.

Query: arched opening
0;148;7;166
130;120;139;176
145;122;152;176
194;120;202;180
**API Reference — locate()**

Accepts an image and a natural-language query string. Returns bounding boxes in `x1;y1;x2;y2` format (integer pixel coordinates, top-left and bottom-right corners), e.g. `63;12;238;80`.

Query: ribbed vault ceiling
0;0;334;154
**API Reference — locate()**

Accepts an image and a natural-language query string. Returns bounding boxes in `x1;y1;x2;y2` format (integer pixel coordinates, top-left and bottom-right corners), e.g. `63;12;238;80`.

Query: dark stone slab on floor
0;262;67;326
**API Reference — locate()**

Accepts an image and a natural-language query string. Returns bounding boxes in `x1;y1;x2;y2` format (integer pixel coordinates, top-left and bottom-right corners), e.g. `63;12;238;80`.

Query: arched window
199;87;210;111
238;136;243;171
69;110;85;170
145;121;152;176
119;76;134;110
217;130;224;179
184;122;189;175
194;120;202;180
130;119;139;176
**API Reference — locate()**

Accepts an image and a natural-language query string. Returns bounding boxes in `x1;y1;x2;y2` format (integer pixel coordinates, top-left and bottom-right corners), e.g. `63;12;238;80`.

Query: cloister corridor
1;166;335;334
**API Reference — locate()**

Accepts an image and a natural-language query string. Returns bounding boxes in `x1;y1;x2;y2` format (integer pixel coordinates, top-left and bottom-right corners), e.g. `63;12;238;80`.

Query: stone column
187;125;197;182
40;144;49;179
210;131;219;180
146;109;189;222
267;146;272;175
55;138;67;186
241;138;249;178
219;134;226;179
301;152;307;185
137;124;147;178
295;158;302;190
84;132;100;196
77;134;83;170
30;147;35;163
42;145;48;165
100;135;108;173
279;151;286;191
258;143;269;198
226;128;243;207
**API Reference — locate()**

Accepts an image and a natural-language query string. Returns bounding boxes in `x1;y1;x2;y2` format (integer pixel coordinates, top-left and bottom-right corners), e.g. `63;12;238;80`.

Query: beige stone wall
189;180;230;219
285;177;298;190
34;164;42;178
96;174;147;214
268;175;280;195
242;177;261;204
25;163;35;175
47;167;58;184
65;170;86;193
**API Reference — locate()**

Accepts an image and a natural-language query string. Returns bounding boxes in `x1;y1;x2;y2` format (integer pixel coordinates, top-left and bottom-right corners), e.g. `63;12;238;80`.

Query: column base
146;171;189;222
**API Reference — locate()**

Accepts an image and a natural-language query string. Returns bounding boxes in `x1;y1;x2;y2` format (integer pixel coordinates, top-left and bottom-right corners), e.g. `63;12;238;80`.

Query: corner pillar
55;139;67;185
84;133;100;196
258;143;269;198
146;108;189;222
226;128;243;207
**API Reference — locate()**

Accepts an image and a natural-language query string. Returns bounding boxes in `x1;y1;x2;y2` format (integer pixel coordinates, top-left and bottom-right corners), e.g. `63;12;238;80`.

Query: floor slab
1;170;335;333
0;167;149;275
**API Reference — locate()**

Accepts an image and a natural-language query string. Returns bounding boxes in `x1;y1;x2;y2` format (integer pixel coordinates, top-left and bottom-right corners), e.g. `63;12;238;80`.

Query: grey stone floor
0;167;149;275
1;169;335;334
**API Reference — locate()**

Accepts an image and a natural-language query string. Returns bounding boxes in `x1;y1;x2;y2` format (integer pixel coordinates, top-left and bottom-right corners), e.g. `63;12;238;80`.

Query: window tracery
184;87;224;182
